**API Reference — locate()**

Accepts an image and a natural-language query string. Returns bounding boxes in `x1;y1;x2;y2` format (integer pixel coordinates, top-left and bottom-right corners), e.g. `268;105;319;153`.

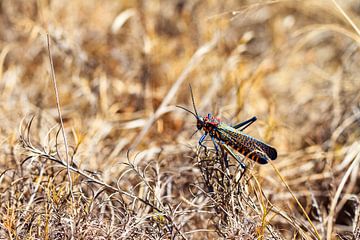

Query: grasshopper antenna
189;84;199;117
190;129;199;138
176;84;200;119
176;105;197;118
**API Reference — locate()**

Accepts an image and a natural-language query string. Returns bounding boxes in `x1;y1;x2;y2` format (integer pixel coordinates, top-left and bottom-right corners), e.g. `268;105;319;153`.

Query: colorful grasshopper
177;86;277;169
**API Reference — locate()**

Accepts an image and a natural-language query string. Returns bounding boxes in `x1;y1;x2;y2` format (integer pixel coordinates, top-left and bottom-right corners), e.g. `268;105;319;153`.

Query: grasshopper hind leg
220;143;247;180
233;116;257;131
219;145;230;176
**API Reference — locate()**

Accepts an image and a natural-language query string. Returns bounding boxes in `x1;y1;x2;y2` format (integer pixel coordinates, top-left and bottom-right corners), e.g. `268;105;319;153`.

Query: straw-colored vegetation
1;0;360;239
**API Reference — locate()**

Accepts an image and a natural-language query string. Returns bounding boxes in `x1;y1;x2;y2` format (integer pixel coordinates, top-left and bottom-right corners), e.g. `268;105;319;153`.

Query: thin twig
46;33;74;202
332;0;360;37
269;160;321;240
326;147;360;240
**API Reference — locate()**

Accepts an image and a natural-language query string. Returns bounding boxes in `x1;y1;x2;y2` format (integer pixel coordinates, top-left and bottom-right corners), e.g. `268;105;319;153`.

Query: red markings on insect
204;115;220;127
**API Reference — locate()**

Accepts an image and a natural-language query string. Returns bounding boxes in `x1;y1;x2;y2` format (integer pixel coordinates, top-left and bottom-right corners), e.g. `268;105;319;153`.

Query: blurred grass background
1;0;360;239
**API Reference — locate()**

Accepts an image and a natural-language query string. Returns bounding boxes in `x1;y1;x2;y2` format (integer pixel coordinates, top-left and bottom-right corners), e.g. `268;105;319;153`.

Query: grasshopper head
196;113;220;133
196;116;205;130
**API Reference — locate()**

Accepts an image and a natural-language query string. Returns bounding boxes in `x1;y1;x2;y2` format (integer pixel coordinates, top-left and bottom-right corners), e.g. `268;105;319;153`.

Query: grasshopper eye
197;117;204;130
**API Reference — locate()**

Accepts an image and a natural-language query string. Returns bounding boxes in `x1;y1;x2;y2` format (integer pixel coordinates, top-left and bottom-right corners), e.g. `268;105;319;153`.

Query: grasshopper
177;86;277;170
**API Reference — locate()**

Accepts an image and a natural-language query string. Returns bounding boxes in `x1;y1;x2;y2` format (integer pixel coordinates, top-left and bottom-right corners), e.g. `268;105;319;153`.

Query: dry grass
1;0;360;239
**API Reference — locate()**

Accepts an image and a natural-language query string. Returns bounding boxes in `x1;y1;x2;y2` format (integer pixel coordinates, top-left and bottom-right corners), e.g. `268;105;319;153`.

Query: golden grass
1;0;360;239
